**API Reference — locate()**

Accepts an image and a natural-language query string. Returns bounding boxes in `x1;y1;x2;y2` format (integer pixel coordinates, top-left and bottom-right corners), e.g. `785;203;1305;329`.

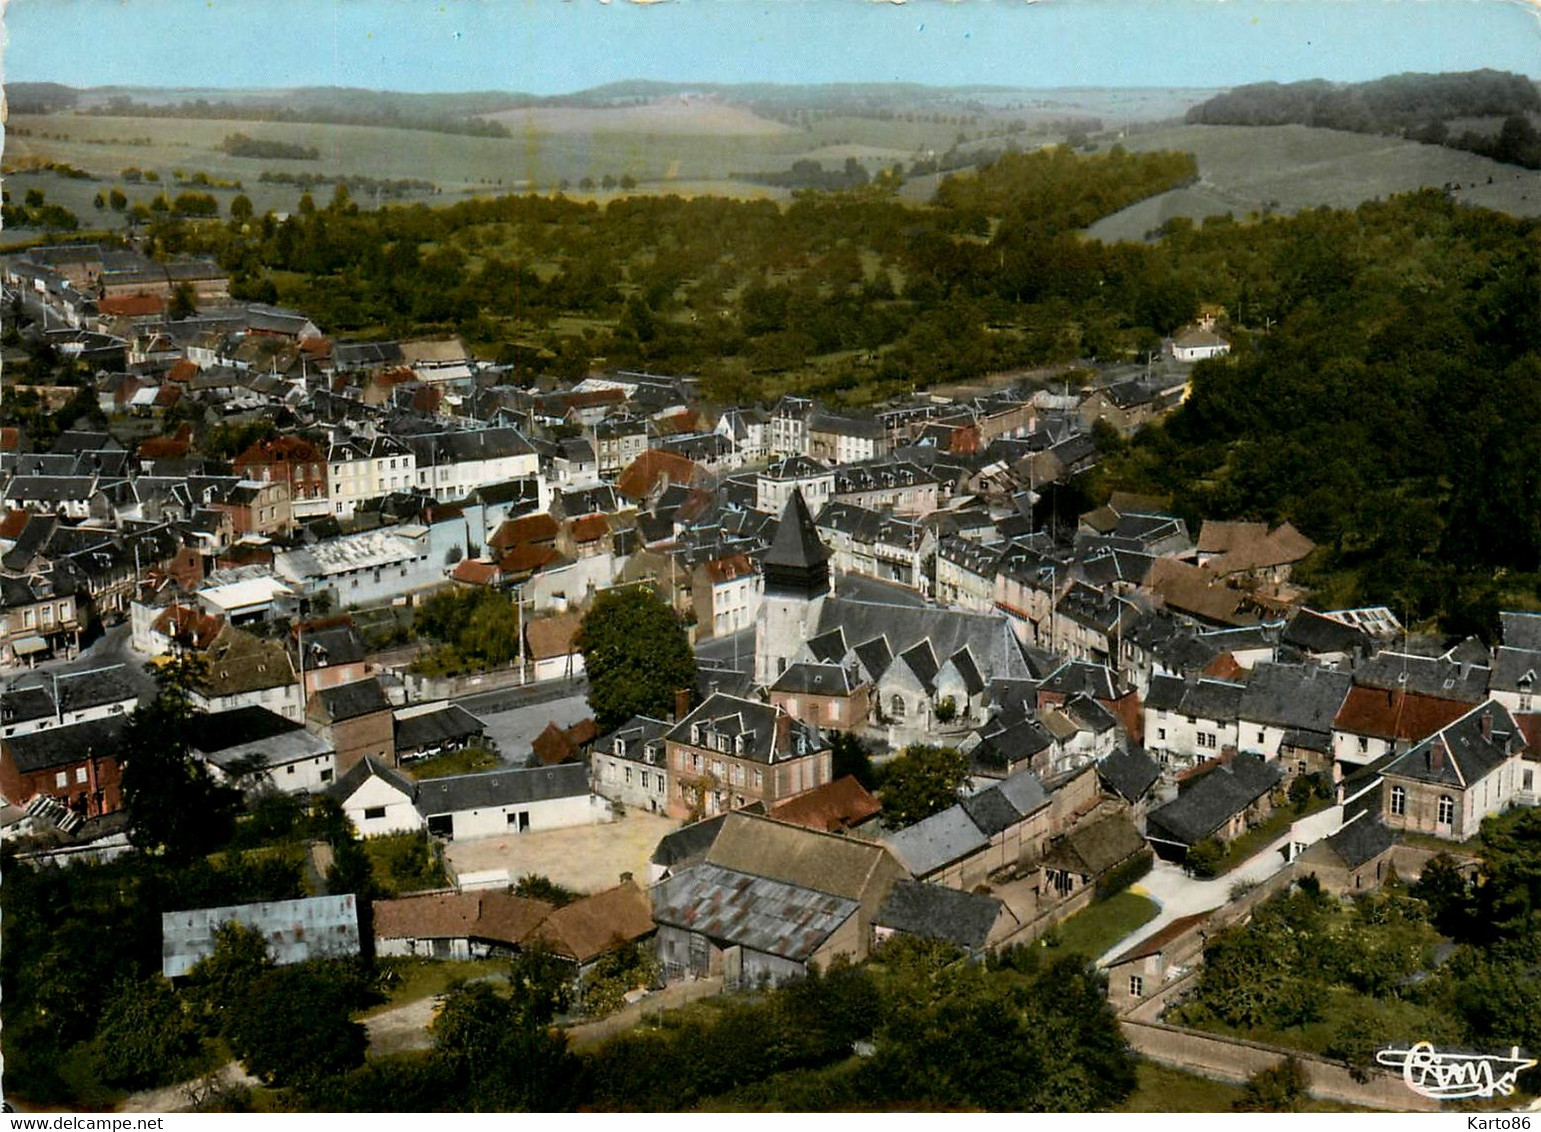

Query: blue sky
6;0;1540;93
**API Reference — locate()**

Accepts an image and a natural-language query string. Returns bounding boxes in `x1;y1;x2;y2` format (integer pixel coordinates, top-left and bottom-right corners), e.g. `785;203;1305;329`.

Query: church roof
764;489;829;573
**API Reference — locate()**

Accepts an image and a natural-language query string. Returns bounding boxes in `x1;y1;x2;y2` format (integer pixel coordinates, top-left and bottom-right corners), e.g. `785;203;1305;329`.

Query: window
1157;728;1166;742
890;695;906;720
625;766;633;784
1390;786;1406;816
55;771;67;789
320;769;333;783
1524;693;1534;712
1129;975;1144;998
286;764;296;775
1358;736;1369;754
1257;731;1266;744
1438;795;1455;826
1196;732;1216;749
363;805;386;820
786;697;798;716
828;701;840;722
641;772;649;790
75;766;87;784
753;769;763;790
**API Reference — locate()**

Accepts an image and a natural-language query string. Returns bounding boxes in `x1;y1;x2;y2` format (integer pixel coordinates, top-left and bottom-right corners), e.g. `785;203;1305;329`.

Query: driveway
1094;832;1294;966
443;810;679;894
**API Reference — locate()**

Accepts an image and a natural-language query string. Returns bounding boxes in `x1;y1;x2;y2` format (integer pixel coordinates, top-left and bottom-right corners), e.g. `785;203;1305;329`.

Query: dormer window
734;734;745;754
691;723;701;745
613;739;625;757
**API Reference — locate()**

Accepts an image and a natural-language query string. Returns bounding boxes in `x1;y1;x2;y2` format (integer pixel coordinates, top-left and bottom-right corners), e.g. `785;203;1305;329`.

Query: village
0;238;1530;1109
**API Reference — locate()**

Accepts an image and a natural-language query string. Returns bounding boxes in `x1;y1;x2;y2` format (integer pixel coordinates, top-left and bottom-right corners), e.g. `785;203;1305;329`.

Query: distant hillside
1187;69;1541;168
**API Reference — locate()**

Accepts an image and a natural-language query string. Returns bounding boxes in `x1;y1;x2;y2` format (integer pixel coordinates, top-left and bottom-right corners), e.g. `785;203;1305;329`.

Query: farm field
1087;123;1541;241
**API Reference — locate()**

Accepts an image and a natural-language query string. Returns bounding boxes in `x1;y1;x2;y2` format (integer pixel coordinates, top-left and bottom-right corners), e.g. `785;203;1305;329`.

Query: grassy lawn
1116;1060;1369;1113
1216;795;1334;875
1050;891;1161;959
366;957;509;1017
403;746;501;780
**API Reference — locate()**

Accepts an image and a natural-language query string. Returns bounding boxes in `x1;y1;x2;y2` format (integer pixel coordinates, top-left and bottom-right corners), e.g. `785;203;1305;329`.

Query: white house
1142;674;1246;772
331;756;422;837
327;434;416;520
405;427;540;504
414;763;609;840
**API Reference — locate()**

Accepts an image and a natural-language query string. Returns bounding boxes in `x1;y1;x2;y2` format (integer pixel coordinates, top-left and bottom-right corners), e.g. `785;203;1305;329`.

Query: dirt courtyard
442;811;679;895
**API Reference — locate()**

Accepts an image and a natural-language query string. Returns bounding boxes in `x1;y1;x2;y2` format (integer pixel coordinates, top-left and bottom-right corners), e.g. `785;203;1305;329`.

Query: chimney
674;687;691;723
1481;711;1493;742
1431;737;1447;774
775;705;790;752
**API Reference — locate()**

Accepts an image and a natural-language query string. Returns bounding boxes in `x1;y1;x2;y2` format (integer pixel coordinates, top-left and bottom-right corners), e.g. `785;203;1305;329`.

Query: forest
116;139;1541;634
1187;69;1541;169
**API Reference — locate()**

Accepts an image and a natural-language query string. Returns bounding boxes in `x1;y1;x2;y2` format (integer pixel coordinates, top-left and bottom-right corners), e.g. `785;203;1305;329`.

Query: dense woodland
1187;69;1541;169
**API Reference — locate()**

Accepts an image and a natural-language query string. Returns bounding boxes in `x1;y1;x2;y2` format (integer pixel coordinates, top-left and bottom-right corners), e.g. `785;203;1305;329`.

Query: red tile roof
570;514;609;543
1333;686;1470;744
138;435;192;459
491;513;560;550
450;559;501;587
98;293;164;318
529;880;654;965
525;611;584;661
615;449;701;502
769;776;882;833
704;553;756;585
0;429;20;453
532;721;580;766
0;509;30;540
166;358;198;384
499;543;563;575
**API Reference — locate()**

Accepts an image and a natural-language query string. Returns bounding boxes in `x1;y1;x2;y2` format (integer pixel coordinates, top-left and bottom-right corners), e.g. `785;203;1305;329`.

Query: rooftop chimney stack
674;687;691;724
1481;711;1493;742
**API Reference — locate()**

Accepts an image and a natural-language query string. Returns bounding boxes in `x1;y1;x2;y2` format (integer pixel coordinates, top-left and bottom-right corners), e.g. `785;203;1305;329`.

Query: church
755;491;1035;742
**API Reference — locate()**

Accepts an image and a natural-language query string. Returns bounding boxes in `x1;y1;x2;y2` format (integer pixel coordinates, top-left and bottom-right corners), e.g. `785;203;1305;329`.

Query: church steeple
763;489;829;598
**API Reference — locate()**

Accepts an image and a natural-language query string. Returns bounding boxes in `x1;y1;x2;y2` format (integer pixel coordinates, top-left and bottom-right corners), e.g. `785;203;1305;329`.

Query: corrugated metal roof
161;893;360;978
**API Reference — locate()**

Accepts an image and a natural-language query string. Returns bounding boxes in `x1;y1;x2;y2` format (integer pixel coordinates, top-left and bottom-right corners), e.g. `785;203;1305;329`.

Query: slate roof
1282;608;1372;656
1489;647;1541;694
764;490;830;573
651;813;730;871
312;678;392;723
668;693;827;765
1145;674;1246;723
394;703;485;751
1145;753;1285;847
2;663;139;724
1097;746;1161;803
413;762;589;817
4;715;129;773
813;599;1032;684
1354;652;1490;704
329;754;417;804
1319;816;1395;869
975;716;1054;770
882;807;989;876
1382;700;1522;789
1502;612;1541;653
770;662;861;697
650;863;859;962
1238;663;1352;734
874;879;1005;951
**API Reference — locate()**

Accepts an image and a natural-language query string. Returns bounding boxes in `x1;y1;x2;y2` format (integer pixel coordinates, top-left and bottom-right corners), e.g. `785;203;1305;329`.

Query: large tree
878;744;970;828
574;585;697;730
120;656;241;862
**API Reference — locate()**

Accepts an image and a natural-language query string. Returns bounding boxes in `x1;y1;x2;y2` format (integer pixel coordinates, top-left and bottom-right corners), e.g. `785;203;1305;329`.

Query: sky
4;0;1540;94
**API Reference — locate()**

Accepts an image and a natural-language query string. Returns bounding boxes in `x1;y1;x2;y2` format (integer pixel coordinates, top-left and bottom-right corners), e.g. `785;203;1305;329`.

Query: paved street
6;623;158;702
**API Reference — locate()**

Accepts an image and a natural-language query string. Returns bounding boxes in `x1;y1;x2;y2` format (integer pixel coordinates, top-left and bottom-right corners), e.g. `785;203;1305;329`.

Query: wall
441;791;608;840
1121;1020;1440;1112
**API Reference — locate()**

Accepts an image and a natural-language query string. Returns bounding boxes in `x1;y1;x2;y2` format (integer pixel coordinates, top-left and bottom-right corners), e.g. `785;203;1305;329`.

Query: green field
1050;890;1161;959
1086;122;1541;241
